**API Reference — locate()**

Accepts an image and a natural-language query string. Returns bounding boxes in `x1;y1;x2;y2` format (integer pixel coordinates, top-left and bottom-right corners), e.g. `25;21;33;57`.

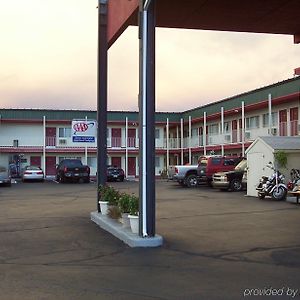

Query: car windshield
64;160;82;167
234;159;247;171
198;158;208;166
27;166;41;170
0;166;7;172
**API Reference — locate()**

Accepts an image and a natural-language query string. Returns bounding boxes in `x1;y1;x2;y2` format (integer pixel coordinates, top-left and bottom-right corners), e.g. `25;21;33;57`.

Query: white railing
290;120;298;136
127;137;138;148
46;137;56;147
279;122;287;136
110;137;122;148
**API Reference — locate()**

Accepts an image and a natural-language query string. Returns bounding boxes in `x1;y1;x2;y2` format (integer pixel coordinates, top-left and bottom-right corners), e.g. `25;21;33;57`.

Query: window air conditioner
270;128;277;136
59;139;67;145
13;139;19;147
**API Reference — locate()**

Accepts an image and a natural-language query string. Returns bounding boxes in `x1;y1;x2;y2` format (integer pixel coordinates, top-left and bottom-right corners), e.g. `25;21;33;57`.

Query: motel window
87;157;97;168
59;128;71;138
155;156;160;167
224;122;230;133
191;128;198;137
155;129;160;139
245;116;259;129
262;112;278;127
208;124;219;135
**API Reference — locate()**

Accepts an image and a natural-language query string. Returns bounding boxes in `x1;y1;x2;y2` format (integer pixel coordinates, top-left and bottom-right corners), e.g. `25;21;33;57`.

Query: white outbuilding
246;136;300;197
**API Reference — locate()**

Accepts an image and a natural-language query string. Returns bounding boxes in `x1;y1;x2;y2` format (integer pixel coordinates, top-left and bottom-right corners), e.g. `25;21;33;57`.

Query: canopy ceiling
108;0;300;47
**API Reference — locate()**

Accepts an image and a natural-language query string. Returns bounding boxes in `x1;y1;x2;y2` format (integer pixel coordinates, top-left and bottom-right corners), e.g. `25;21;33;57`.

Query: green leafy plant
128;194;139;216
118;193;131;214
98;185;120;205
98;184;109;199
274;151;288;169
105;186;120;206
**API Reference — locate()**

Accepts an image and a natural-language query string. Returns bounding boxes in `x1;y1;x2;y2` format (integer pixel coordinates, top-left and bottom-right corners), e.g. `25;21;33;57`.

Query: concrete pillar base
90;211;163;247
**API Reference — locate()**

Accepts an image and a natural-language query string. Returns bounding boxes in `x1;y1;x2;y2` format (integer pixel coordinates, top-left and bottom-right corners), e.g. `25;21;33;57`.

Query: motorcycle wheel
271;186;287;201
258;193;265;199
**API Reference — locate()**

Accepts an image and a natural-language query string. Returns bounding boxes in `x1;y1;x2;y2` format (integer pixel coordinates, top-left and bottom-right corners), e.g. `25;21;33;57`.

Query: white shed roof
246;136;300;153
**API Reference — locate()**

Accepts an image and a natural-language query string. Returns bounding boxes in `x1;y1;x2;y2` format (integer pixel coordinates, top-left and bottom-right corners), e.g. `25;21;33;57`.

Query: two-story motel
0;76;299;178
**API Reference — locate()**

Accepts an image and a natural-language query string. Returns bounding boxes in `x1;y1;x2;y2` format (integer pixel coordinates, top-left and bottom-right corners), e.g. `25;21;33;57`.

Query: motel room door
128;157;136;176
46;127;56;146
232;120;238;143
111;128;121;147
128;128;136;147
290;107;299;136
279;109;287;136
46;157;56;176
30;156;41;167
111;157;121;168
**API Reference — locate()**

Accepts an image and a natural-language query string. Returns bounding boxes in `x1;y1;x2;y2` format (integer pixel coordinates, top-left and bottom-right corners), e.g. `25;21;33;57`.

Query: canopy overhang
108;0;300;47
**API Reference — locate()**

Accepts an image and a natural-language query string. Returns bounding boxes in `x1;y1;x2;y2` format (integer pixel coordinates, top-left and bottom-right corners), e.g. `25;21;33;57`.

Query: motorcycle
256;162;287;201
287;168;300;192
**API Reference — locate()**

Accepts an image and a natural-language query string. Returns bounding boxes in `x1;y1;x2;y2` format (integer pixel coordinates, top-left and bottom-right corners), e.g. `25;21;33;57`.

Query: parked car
56;159;90;183
212;158;247;191
22;165;44;182
197;155;243;185
0;166;11;187
107;166;125;182
168;164;199;187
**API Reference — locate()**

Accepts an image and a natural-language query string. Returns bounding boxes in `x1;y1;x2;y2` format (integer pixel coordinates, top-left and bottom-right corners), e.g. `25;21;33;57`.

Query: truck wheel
230;179;242;192
186;174;198;188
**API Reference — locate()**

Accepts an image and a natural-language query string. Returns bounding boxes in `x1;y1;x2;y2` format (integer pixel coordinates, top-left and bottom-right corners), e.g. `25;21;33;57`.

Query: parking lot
0;180;299;299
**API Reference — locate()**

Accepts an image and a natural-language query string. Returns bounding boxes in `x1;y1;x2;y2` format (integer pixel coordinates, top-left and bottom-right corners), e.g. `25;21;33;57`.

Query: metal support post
97;0;108;212
138;0;156;237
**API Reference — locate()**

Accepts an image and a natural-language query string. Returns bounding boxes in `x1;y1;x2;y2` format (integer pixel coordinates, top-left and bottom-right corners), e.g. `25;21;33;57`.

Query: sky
0;0;300;112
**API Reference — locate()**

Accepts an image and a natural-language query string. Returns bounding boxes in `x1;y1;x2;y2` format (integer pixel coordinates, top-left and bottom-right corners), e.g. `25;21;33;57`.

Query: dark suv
107;166;125;182
197;155;243;185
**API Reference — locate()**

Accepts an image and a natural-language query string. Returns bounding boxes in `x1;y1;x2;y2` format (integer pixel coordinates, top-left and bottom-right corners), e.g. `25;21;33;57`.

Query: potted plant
118;193;131;228
98;185;110;215
98;185;119;215
103;186;120;207
128;194;139;234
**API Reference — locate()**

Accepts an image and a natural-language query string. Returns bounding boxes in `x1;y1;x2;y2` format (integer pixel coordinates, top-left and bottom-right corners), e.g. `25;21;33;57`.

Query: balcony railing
279;122;287;136
46;137;56;147
290;120;298;136
40;126;292;151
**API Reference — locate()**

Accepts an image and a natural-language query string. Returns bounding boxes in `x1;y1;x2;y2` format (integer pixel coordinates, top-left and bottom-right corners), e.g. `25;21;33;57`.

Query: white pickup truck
168;165;199;187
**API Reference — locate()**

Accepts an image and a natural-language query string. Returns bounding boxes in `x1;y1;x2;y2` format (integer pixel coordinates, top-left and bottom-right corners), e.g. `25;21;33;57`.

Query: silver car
0;166;12;187
22;166;44;182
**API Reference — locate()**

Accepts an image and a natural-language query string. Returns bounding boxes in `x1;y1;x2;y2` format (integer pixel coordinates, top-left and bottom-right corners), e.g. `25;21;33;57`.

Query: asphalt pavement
0;180;299;300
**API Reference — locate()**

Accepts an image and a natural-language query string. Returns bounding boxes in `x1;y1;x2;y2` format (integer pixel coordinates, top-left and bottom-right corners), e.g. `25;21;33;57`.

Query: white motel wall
0;77;300;179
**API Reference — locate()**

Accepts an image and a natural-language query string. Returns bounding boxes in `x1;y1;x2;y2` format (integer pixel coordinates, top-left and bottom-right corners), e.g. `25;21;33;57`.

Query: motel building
0;76;299;178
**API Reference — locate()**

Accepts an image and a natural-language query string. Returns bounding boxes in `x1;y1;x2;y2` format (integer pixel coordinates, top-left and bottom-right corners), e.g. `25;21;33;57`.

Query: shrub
107;206;121;219
118;193;131;214
98;185;120;205
128;194;139;216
